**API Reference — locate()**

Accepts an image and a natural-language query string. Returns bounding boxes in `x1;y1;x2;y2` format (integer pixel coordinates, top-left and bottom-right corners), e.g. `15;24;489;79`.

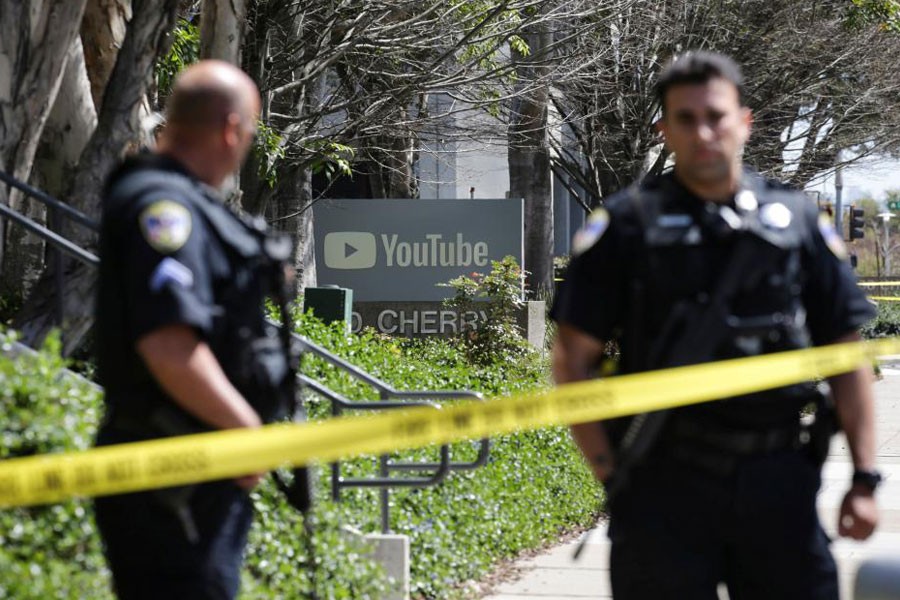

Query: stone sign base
350;301;546;349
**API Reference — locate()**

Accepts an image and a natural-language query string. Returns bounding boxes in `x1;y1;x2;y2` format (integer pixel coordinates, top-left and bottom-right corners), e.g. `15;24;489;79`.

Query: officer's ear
739;106;753;143
222;112;243;149
654;117;668;148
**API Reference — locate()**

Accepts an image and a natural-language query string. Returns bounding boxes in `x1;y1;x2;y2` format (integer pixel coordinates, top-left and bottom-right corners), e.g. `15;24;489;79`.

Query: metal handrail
0;171;100;330
294;331;491;533
299;371;490;477
295;332;485;405
0;170;99;231
300;375;454;486
0;203;99;266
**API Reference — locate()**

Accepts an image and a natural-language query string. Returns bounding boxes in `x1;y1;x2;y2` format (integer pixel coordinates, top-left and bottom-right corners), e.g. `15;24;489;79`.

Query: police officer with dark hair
93;60;291;599
552;51;880;599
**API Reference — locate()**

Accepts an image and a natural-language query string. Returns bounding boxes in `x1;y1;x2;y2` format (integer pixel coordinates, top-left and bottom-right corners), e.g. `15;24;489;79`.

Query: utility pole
886;218;892;276
835;164;844;235
879;212;894;276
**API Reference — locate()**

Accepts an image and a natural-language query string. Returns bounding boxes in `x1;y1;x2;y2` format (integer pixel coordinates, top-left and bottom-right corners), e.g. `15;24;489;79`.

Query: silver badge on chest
759;202;793;229
735;190;759;212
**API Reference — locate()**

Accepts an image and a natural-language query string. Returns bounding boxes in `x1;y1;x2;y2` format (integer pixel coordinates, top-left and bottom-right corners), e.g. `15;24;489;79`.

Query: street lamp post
878;212;894;276
835;164;844;234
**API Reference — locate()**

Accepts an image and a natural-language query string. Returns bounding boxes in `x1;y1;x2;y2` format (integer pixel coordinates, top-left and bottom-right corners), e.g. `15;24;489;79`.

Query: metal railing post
380;455;391;533
331;398;341;502
50;206;65;331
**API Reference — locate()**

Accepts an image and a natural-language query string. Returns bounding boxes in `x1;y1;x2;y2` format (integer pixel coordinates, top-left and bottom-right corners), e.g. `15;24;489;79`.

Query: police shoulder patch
139;200;192;254
818;212;847;260
572;208;610;255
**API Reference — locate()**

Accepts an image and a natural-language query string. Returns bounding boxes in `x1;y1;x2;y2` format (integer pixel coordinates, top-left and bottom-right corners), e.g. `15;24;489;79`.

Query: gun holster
805;385;837;467
145;406;204;543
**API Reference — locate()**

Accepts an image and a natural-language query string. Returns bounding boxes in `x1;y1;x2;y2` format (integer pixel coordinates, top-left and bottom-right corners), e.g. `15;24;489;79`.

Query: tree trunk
15;0;179;353
35;38;99;199
509;110;553;296
200;0;247;207
81;0;133;109
0;0;89;295
271;164;316;294
200;0;247;64
365;124;418;199
508;21;553;297
11;37;100;310
249;0;319;293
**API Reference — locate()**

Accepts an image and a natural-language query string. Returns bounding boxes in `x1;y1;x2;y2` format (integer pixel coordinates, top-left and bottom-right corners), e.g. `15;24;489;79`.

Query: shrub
0;330;110;599
441;256;538;367
861;300;900;339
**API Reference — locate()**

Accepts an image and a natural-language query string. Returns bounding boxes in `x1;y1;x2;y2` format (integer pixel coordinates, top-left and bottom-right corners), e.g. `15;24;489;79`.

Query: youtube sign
323;232;377;269
314;198;523;301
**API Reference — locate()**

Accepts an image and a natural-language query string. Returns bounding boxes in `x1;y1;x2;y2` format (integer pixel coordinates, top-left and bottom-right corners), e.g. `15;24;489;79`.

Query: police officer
551;51;880;599
93;60;290;599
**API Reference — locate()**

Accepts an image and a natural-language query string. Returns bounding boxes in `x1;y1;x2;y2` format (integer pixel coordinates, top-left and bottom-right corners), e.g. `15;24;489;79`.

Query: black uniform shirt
96;154;274;430
551;170;875;427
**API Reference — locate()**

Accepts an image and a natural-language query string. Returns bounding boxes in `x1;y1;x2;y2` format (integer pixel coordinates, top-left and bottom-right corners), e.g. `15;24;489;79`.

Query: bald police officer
94;61;290;599
552;52;880;599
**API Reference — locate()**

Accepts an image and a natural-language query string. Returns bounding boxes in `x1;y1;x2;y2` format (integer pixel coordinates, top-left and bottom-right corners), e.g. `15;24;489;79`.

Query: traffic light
848;205;865;241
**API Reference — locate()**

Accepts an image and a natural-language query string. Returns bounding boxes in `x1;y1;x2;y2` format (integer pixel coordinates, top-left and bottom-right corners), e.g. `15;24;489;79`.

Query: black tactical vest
98;163;291;437
615;173;820;432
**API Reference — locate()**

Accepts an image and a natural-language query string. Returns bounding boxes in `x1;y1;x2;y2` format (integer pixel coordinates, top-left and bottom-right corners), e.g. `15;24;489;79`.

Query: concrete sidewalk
483;365;900;600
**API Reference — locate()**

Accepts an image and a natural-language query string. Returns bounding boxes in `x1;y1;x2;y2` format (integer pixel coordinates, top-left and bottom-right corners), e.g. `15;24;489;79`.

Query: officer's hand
235;472;265;490
838;486;879;540
592;455;615;484
232;414;265;490
283;264;296;286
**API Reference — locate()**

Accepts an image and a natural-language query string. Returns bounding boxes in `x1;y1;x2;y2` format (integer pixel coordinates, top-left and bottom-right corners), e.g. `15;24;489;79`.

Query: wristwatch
852;469;883;492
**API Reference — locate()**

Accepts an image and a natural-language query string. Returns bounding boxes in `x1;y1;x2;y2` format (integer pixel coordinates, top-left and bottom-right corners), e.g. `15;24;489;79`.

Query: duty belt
102;405;203;441
668;418;802;455
656;417;805;478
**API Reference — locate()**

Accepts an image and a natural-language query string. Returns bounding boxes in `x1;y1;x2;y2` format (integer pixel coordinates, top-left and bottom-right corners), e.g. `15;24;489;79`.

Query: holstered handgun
805;384;837;467
146;406;205;543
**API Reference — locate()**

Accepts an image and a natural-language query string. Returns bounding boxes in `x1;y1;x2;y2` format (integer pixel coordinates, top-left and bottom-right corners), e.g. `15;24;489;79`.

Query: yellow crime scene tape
859;282;900;301
1;337;899;509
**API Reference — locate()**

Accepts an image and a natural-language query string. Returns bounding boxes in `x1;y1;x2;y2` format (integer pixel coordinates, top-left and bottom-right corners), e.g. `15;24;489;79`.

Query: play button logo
343;241;360;258
323;232;377;269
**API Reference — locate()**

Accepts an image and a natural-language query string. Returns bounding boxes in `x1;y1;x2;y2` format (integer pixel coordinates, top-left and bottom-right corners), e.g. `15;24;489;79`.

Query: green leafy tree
848;0;900;31
155;17;200;99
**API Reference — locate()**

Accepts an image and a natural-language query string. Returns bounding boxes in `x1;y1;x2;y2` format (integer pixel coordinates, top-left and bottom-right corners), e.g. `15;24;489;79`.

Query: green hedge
0;318;602;599
0;333;109;599
862;300;900;339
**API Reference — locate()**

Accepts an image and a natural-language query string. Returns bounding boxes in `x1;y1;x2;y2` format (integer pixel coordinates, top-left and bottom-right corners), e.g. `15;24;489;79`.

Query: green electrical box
303;286;353;329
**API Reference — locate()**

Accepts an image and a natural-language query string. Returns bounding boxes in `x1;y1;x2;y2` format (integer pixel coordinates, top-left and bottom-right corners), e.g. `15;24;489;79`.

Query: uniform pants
94;479;253;600
608;449;838;600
